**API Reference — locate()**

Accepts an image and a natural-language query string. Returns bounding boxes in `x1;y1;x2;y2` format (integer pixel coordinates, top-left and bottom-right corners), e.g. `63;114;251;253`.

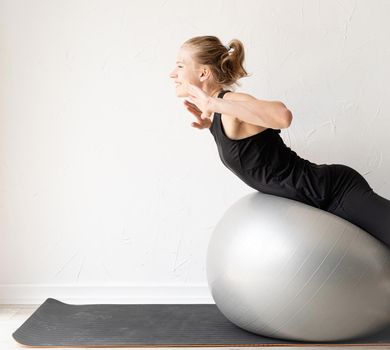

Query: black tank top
209;90;332;210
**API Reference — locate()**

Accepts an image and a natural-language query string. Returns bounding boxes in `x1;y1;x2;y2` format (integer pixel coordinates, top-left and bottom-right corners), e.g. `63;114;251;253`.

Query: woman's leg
327;164;390;247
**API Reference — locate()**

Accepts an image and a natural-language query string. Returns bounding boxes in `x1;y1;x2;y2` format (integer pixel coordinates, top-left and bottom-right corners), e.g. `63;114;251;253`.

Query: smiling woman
169;35;390;248
169;36;290;133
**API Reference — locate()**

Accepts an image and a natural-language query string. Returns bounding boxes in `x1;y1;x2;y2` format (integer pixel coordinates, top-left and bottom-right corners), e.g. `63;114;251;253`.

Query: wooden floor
1;304;389;350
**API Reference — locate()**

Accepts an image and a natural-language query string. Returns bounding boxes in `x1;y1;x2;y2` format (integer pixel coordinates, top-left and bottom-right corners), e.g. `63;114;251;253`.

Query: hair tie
225;45;235;54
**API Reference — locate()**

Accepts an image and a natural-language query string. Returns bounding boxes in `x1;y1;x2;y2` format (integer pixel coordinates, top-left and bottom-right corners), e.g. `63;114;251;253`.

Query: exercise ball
206;192;390;342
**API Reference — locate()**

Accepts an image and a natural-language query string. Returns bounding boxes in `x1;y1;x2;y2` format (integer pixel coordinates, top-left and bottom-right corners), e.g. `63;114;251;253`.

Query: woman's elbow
282;108;293;128
276;101;292;129
276;101;293;128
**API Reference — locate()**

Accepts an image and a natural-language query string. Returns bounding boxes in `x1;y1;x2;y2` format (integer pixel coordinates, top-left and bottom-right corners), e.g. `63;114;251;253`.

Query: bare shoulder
224;91;284;106
219;91;268;140
223;91;266;124
221;91;258;124
223;91;258;102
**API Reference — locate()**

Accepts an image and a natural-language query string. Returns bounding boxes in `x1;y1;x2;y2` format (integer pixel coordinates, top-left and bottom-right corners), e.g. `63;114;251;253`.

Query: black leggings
326;164;390;248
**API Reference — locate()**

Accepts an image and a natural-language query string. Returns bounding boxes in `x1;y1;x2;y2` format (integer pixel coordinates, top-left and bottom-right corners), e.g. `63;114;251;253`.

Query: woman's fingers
191;122;208;129
186;106;201;117
185;105;202;119
184;101;198;111
184;101;199;109
184;99;209;129
184;100;199;110
185;96;197;105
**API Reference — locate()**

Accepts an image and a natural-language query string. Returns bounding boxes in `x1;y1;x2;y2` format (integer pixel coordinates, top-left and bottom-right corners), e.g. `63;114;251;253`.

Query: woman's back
210;90;333;210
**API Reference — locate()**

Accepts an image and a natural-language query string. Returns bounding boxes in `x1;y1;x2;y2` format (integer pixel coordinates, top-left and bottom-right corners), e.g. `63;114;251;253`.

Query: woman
169;35;390;247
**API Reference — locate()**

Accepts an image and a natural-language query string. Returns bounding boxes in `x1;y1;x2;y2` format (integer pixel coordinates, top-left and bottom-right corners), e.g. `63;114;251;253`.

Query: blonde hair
182;36;250;89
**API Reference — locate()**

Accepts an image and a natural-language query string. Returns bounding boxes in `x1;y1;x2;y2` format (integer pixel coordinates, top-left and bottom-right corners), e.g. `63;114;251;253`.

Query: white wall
1;0;389;304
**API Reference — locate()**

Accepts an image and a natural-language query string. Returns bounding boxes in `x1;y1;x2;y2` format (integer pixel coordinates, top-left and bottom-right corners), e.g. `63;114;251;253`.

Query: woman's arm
209;92;292;129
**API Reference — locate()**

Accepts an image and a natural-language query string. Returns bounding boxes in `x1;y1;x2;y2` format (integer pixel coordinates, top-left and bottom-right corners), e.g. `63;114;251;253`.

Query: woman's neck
207;86;224;98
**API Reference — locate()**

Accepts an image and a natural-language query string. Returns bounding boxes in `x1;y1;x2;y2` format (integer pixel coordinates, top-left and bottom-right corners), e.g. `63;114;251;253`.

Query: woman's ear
199;67;211;82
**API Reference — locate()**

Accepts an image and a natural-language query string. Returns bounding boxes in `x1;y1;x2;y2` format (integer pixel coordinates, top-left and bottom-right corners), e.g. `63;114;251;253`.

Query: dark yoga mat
13;298;390;347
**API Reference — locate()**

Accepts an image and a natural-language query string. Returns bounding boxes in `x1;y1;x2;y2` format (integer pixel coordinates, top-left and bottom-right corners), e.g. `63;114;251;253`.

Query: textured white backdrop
0;0;389;303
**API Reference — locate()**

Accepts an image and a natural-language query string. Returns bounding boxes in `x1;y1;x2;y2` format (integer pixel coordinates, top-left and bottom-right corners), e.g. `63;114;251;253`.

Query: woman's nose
169;69;177;78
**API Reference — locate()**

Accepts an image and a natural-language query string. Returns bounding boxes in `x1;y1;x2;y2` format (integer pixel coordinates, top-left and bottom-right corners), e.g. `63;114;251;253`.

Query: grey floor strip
12;298;390;347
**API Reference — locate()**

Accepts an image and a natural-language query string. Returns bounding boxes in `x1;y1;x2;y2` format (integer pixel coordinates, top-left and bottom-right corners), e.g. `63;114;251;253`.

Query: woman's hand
184;99;211;129
184;83;214;120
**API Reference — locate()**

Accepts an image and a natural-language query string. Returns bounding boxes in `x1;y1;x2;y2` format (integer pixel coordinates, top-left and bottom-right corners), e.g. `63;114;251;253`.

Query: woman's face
169;46;203;98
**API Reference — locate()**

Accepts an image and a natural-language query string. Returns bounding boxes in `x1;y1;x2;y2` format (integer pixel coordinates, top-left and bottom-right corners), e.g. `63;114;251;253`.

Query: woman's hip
326;163;372;212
